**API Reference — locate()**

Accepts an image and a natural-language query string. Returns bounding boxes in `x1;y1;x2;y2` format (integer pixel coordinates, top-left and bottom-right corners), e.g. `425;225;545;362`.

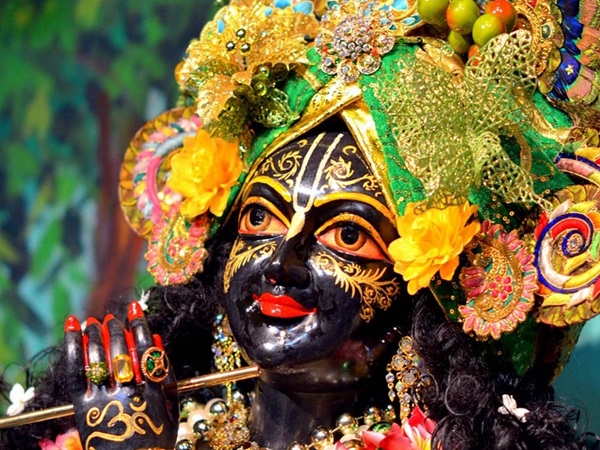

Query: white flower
498;394;529;423
139;290;150;311
6;383;35;416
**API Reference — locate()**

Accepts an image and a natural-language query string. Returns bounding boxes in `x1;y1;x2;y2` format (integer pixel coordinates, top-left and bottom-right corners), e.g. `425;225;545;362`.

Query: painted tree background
0;0;598;431
0;0;213;398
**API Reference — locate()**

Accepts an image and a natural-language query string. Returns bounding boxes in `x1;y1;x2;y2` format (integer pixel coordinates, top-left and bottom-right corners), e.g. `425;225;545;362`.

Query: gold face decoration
222;129;403;373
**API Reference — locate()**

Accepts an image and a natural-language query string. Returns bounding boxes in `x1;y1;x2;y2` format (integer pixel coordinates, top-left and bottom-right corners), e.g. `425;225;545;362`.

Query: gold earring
212;313;242;372
385;336;431;421
212;313;242;403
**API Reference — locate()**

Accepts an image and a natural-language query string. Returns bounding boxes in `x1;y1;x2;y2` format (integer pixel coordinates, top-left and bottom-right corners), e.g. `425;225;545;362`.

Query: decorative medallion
459;220;538;340
315;0;396;82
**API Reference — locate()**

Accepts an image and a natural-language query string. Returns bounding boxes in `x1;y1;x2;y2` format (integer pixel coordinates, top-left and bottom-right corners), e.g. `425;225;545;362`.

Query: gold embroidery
258;150;303;188
471;240;524;322
85;399;163;450
314;252;400;321
223;240;277;293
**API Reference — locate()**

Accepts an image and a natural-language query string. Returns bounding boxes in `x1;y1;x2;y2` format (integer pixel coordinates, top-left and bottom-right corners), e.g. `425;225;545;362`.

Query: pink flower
361;407;437;450
38;428;82;450
404;406;436;449
363;423;413;450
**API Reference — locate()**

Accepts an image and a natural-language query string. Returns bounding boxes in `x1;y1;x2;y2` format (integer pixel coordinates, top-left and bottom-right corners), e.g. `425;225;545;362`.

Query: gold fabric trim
340;100;398;222
294;64;323;91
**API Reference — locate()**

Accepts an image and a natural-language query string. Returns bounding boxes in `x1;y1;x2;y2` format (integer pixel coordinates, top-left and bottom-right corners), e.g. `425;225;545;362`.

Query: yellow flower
388;202;480;295
167;129;242;218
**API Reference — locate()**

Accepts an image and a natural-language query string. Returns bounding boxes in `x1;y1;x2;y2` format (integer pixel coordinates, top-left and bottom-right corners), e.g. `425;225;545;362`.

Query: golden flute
0;365;260;429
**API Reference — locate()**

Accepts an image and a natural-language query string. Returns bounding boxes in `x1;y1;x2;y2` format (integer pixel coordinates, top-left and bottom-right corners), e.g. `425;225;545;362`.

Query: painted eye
239;205;287;235
318;223;386;260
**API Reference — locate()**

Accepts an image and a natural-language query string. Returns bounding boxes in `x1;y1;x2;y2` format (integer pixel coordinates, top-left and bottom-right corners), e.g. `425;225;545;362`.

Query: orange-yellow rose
167;129;242;218
388;201;480;295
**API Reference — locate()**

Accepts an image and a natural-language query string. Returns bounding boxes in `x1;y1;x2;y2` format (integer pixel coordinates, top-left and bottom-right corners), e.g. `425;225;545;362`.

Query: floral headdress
120;0;600;379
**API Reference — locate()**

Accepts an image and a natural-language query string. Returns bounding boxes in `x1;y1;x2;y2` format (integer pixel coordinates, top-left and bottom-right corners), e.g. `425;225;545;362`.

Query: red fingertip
127;302;144;322
101;317;114;376
86;317;101;327
152;334;164;350
64;316;81;332
103;314;116;323
125;329;142;384
82;334;90;368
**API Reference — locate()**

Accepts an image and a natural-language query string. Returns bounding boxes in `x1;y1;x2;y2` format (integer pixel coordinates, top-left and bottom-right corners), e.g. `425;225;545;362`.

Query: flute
0;365;260;429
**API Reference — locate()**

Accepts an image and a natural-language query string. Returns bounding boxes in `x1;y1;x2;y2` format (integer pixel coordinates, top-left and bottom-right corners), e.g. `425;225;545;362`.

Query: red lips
253;292;316;318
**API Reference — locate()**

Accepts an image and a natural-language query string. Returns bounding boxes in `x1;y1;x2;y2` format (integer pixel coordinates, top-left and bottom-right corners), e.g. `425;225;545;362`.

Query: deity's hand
64;301;179;450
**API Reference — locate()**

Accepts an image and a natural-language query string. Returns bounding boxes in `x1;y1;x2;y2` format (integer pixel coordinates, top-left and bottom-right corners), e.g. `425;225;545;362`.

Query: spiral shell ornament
534;199;600;326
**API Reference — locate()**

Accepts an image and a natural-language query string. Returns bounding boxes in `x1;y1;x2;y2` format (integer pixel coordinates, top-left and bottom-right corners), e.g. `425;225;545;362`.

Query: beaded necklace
175;390;435;450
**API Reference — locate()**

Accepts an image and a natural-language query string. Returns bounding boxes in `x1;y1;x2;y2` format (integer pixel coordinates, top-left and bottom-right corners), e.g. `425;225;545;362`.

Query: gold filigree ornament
258;148;304;188
377;31;551;211
314;252;401;321
175;0;319;143
385;336;432;421
458;220;538;340
322;152;382;194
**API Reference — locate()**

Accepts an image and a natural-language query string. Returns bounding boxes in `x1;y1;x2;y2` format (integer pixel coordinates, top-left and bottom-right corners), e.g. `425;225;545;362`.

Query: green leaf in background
75;0;103;29
23;84;52;139
5;143;40;196
31;220;63;278
0;232;19;265
55;166;79;204
52;282;71;342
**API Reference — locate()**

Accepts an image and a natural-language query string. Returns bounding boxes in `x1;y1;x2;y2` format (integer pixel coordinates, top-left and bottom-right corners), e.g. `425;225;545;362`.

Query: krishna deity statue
2;0;600;449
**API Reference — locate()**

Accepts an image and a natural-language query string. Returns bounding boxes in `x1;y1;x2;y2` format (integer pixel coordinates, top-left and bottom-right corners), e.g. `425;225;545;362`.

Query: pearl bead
383;404;397;422
207;398;228;423
231;389;247;405
175;439;194;450
187;407;209;427
311;426;333;450
336;413;358;435
193;419;213;441
363;406;381;426
177;422;194;442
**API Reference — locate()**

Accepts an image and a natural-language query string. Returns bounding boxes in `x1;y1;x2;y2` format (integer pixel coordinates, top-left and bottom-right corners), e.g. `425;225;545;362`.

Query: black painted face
223;131;404;387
